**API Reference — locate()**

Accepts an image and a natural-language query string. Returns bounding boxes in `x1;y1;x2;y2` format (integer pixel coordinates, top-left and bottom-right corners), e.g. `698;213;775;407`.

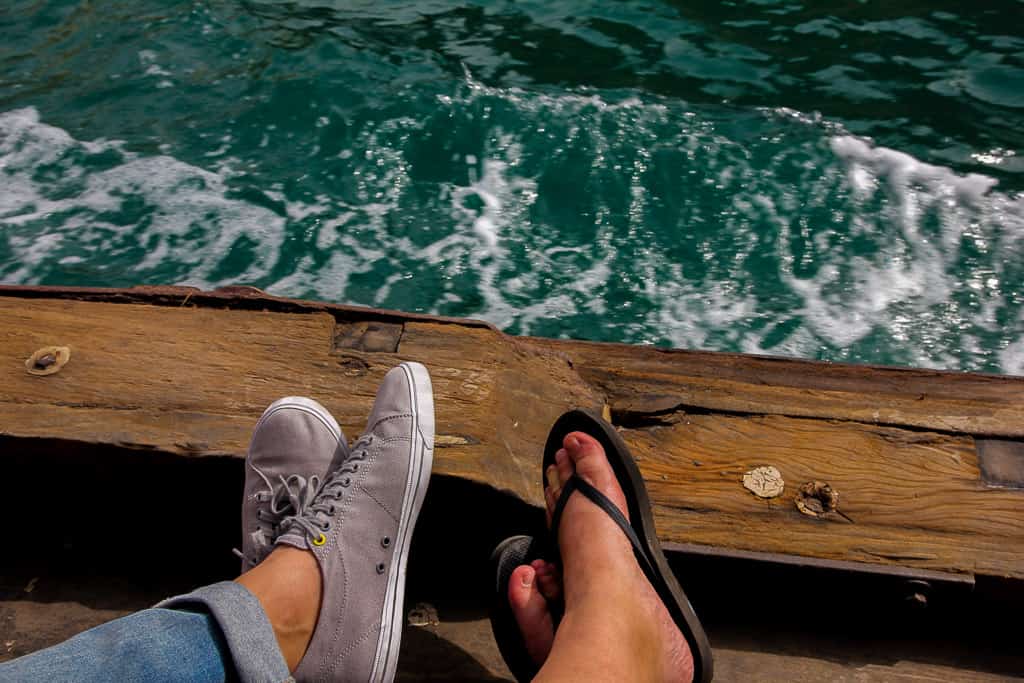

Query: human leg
0;581;288;683
0;395;345;683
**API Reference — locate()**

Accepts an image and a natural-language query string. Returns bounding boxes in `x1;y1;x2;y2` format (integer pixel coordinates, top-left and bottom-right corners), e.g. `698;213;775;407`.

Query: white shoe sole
370;362;435;683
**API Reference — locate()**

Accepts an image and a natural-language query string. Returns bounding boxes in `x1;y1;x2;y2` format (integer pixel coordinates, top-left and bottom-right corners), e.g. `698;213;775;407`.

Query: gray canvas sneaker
276;362;435;683
237;396;349;572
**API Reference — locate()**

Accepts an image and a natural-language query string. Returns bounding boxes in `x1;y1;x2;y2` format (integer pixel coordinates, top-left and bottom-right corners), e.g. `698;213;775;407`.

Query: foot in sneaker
236;397;348;572
276;362;435;682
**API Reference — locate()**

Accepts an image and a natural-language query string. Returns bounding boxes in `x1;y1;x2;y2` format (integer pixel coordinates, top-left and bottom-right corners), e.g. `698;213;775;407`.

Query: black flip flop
543;409;713;683
489;535;556;682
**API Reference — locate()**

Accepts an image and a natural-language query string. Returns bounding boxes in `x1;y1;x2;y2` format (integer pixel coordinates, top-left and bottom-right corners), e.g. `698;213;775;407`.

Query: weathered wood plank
532;337;1024;438
630;415;1024;579
1;294;1023;583
0;299;597;502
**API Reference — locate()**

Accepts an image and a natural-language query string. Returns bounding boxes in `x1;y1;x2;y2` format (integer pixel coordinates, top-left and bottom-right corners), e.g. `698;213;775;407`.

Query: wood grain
0;299;598;502
1;294;1023;581
627;415;1024;578
532;337;1024;438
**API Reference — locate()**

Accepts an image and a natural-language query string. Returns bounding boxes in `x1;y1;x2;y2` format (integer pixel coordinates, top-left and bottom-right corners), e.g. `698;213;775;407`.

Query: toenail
566;436;580;449
521;571;533;588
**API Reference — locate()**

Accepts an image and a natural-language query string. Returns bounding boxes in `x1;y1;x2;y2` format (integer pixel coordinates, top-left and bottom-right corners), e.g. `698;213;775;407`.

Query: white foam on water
1001;333;1024;377
739;132;1024;369
657;274;758;351
3;98;1022;374
270;250;360;303
815;133;1024;352
447;137;540;328
0;107;285;287
422;82;1023;372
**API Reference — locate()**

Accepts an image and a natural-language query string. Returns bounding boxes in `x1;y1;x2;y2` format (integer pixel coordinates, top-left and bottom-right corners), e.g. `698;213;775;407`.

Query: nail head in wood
25;346;71;376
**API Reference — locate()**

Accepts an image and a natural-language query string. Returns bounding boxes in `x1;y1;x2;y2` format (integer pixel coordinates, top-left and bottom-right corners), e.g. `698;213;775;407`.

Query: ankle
562;551;642;606
553;591;665;682
236;547;322;670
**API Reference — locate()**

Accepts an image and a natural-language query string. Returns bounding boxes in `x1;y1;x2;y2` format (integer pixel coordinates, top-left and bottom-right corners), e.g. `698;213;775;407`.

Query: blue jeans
0;582;292;683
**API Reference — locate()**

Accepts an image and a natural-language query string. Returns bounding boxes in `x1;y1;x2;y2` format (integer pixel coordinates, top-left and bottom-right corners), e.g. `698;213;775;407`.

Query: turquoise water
2;1;1023;373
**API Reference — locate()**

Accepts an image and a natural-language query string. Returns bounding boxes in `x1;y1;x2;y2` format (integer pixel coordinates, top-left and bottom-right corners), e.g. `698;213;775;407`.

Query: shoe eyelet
342;477;351;487
313;533;327;547
329;505;336;515
375;562;385;574
381;536;391;548
352;464;359;472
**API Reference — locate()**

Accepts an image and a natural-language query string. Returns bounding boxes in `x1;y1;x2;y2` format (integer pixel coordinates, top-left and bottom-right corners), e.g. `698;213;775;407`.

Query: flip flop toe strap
551;474;657;582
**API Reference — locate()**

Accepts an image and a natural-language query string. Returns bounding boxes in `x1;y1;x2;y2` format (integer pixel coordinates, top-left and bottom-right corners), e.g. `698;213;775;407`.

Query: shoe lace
279;434;375;544
233;473;321;567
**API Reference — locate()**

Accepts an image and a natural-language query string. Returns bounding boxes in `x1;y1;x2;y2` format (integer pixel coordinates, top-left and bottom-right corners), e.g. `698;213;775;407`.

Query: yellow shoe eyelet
313;533;327;546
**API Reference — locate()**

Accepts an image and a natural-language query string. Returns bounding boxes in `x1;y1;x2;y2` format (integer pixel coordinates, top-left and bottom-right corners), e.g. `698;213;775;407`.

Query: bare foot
236;546;322;671
514;431;694;682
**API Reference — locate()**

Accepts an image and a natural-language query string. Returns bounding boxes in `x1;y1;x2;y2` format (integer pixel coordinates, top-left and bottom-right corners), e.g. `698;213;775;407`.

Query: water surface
2;1;1023;372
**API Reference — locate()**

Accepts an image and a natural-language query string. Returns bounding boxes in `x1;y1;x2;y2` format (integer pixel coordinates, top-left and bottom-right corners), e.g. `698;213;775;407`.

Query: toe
508;564;536;611
563;430;630;521
545;464;562;498
535;563;562;602
555;448;574;487
508;565;556;666
565;432;613;485
544;484;557;527
563;431;603;465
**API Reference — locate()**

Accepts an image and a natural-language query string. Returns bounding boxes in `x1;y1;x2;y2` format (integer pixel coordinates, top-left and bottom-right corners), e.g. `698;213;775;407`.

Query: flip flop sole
542;408;714;683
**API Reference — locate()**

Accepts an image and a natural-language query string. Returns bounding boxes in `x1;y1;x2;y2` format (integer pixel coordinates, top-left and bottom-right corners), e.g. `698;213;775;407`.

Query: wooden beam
531;337;1024;438
0;288;1022;583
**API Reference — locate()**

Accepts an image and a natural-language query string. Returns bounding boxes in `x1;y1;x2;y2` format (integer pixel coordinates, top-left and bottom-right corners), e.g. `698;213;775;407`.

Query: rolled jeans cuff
157;580;292;683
